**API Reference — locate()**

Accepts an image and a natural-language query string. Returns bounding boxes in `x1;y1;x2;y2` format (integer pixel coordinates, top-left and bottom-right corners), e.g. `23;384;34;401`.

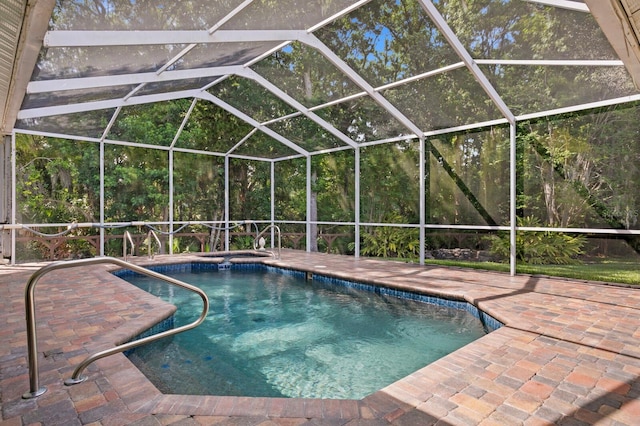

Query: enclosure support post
1;136;11;263
99;140;105;256
306;156;311;252
509;123;517;276
224;155;230;251
419;136;426;265
168;149;174;255
270;161;275;248
354;147;360;258
10;133;16;264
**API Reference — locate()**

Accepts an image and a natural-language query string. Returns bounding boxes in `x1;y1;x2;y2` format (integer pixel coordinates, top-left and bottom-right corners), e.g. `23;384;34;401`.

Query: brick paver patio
1;250;639;425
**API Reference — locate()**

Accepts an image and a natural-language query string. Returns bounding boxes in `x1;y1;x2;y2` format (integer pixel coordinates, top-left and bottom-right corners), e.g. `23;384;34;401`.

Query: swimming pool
118;263;497;399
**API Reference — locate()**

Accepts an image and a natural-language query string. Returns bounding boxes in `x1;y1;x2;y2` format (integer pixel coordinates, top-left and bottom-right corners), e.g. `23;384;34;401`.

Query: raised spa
118;263;499;399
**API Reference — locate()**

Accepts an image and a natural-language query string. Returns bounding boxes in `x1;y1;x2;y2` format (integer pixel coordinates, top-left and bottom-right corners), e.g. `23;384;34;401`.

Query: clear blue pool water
122;266;489;399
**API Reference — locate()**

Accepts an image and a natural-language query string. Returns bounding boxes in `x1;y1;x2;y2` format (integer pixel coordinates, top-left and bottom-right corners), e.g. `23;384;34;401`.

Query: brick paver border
1;251;639;425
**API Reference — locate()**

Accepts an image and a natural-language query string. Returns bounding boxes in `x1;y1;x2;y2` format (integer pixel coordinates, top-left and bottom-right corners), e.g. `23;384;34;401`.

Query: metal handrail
147;229;161;259
253;224;281;259
123;231;134;260
22;256;209;399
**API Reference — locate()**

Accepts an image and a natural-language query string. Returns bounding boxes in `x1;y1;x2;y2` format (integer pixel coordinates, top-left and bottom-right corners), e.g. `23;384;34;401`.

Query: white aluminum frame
4;0;639;277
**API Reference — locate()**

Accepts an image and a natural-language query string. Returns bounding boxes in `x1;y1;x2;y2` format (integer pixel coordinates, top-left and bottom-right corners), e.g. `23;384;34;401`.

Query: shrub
356;224;420;259
230;234;254;250
488;216;585;265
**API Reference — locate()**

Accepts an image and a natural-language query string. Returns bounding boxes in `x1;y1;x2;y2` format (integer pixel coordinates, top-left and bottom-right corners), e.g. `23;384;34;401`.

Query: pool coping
2;250;640;424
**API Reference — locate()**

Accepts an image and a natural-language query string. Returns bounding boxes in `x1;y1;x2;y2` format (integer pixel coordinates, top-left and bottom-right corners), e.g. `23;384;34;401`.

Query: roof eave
0;0;54;136
585;0;640;90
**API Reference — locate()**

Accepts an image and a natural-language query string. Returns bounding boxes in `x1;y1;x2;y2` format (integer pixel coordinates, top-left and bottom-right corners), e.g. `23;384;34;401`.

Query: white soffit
0;0;26;135
0;0;54;135
585;0;640;88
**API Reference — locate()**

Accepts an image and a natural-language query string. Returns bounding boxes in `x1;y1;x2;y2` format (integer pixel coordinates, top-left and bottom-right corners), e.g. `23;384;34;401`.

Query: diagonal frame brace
417;0;516;126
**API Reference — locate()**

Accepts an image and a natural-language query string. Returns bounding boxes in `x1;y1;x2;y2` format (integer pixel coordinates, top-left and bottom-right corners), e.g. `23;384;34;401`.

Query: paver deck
1;250;639;425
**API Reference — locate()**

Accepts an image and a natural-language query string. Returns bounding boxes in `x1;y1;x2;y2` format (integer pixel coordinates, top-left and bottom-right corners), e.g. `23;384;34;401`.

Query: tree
15;134;99;258
16;134;98;224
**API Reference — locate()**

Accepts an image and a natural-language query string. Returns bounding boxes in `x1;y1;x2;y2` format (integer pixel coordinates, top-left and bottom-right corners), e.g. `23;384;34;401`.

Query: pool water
123;267;488;399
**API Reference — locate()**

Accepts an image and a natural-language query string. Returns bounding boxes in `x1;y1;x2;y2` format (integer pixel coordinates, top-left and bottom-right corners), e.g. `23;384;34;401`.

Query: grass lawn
421;258;640;286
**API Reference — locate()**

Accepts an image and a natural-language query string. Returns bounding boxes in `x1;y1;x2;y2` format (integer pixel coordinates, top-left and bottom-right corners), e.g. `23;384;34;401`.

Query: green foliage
488;217;585;265
170;237;200;254
16;135;97;224
64;239;96;258
360;143;421;224
230;235;254;250
13;1;640;268
355;214;420;259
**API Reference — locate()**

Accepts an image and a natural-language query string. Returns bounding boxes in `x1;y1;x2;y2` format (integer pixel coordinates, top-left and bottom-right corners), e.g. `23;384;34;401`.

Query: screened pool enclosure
2;0;640;274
